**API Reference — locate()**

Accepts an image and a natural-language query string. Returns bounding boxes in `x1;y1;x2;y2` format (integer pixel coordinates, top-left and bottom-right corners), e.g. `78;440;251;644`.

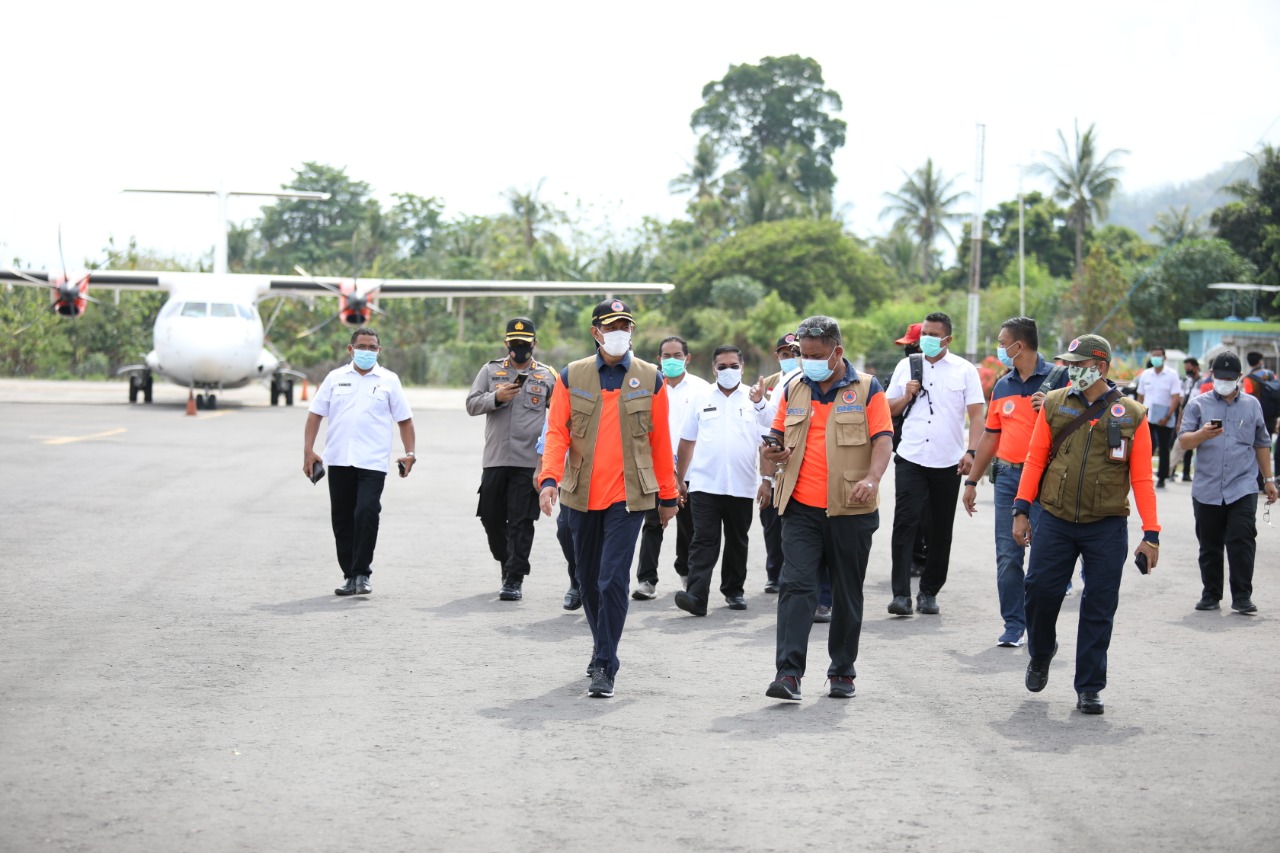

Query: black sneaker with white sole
588;669;614;698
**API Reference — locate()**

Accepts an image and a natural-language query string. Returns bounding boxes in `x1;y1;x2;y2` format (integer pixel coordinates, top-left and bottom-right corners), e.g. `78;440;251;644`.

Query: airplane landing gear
270;377;295;407
194;393;219;410
127;372;154;404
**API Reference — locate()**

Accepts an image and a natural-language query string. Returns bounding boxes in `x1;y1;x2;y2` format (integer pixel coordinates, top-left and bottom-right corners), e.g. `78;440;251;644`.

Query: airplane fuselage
146;285;278;390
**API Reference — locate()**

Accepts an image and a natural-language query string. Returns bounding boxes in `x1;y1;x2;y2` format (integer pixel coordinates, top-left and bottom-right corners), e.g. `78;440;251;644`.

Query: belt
994;459;1023;470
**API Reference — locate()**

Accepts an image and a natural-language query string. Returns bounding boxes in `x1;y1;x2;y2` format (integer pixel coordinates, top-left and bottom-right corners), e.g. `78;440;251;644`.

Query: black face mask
508;343;533;363
903;344;922;357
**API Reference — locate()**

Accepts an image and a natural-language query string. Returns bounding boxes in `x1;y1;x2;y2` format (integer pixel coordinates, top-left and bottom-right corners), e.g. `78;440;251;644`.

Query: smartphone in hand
1135;551;1149;575
310;460;326;484
762;434;783;449
1208;419;1223;429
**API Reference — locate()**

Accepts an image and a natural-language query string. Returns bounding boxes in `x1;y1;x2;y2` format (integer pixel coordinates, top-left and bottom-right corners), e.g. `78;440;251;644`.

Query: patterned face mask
1067;365;1101;391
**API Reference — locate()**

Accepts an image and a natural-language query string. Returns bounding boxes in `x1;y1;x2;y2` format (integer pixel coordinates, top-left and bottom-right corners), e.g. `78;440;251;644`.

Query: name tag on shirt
700;406;722;420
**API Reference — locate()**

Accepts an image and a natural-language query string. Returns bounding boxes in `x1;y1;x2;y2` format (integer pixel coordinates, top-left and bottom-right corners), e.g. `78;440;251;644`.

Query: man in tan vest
539;299;680;699
761;316;894;701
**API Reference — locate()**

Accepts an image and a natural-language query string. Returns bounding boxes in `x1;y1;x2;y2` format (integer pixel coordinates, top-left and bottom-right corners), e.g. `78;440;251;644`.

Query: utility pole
965;123;985;362
1017;163;1026;317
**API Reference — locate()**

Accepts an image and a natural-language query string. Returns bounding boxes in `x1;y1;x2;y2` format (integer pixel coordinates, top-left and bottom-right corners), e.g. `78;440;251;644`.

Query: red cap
895;323;922;346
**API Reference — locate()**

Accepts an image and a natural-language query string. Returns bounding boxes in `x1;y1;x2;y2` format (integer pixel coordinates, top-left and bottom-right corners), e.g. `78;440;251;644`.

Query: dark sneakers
335;577;358;596
674;590;707;616
887;596;913;616
916;593;940;615
588;669;614;698
1195;595;1220;611
828;676;855;698
1025;642;1058;692
764;581;780;594
1077;692;1104;714
563;586;582;610
499;576;523;601
1232;599;1258;613
766;675;802;701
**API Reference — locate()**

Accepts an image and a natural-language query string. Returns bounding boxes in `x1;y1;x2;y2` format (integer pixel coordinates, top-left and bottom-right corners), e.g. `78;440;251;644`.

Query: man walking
762;316;893;701
1245;351;1279;477
963;317;1067;647
756;334;801;594
1013;334;1159;715
1171;357;1202;482
466;317;557;601
885;312;985;616
538;299;680;698
303;328;416;596
672;345;763;616
634;336;709;599
1179;352;1278;613
1135;346;1182;488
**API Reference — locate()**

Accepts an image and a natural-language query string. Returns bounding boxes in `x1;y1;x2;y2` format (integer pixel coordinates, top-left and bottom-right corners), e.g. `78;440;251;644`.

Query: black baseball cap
1210;351;1242;380
505;317;536;342
592;299;634;326
775;332;799;352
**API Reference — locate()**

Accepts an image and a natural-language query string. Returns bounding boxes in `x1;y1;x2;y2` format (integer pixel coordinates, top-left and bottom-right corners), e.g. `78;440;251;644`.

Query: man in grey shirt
466;317;558;601
1178;352;1278;614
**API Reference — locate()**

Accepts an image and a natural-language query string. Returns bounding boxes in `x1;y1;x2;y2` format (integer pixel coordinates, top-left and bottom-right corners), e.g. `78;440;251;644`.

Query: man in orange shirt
762;316;894;701
1012;334;1159;715
539;299;680;699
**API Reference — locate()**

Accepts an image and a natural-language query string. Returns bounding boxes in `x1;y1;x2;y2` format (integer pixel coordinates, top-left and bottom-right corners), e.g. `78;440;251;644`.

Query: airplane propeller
291;233;386;339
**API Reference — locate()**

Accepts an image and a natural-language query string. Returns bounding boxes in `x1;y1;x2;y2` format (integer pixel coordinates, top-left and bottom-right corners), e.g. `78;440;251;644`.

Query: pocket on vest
1091;470;1129;515
569;395;595;438
833;411;868;446
635;464;659;495
624;397;654;437
842;469;873;507
562;462;582;493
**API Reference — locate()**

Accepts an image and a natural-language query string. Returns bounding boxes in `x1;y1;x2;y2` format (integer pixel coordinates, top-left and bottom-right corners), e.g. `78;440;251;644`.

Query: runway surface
2;378;1277;851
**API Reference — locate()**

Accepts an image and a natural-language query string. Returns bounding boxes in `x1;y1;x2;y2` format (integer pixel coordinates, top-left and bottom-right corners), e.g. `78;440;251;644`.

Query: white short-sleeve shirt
664;371;711;463
887;351;985;468
309;362;413;472
680;383;762;498
1136;366;1182;421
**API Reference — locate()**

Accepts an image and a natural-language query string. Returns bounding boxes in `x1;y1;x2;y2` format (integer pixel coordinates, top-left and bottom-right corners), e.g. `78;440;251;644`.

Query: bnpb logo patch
1002;400;1016;415
1068;338;1080;352
628;377;640;388
841;389;857;404
611;300;624;312
1111;403;1126;417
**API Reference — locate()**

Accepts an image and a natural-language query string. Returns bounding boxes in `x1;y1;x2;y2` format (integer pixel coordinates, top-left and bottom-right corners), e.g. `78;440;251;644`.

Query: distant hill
1106;157;1258;237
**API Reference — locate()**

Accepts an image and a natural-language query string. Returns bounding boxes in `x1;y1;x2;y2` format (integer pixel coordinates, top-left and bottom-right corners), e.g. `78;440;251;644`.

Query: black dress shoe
1025;642;1057;692
499;577;523;601
725;595;747;610
1076;691;1104;714
674;590;707;616
1232;598;1258;613
1195;595;1220;611
887;596;913;616
335;577;358;596
764;581;780;594
354;575;372;595
916;593;940;615
563;586;582;611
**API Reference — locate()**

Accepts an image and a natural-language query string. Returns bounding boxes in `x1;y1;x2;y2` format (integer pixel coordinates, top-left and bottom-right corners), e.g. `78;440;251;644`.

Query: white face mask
1213;378;1238;396
599;329;631;357
716;367;742;389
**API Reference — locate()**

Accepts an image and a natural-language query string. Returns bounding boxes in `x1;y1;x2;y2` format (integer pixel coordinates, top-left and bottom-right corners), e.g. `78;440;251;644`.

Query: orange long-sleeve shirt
540;353;679;510
1015;389;1160;536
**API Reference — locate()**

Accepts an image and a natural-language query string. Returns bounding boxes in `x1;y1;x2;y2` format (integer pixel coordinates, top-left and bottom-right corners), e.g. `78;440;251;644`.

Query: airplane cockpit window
160;301;182;319
211;303;236;318
236;304;255;320
181;302;208;318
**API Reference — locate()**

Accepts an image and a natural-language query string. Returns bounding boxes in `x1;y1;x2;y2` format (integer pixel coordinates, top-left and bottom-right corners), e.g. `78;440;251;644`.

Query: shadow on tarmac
987;699;1145;752
251;595;376;614
1170;610;1264;633
478;679;636;729
709;699;853;740
415;592;506;618
494;615;587;642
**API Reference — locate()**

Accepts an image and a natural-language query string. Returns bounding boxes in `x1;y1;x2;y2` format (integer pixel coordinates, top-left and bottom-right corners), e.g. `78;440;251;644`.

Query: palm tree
503;178;549;250
879;158;969;281
669;136;723;202
1034;122;1127;274
1150;205;1205;246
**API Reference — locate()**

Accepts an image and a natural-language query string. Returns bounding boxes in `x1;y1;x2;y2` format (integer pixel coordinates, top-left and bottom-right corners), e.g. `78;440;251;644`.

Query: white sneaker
632;580;657;600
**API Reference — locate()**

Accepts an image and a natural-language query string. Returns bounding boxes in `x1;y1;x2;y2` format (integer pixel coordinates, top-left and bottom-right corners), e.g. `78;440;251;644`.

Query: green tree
691;55;846;201
1150;205;1206;247
1128;239;1256;348
1033;122;1128;274
1211;144;1280;290
1064;246;1133;344
253;163;381;274
879;158;969;281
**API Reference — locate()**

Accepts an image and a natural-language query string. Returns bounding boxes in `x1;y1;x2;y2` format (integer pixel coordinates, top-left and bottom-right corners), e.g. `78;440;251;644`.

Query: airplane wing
1;269;169;290
264;278;673;298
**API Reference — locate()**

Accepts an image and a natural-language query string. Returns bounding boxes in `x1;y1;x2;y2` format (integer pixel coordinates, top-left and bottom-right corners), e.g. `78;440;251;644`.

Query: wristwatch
1012;507;1029;518
964;480;979;487
404;451;416;458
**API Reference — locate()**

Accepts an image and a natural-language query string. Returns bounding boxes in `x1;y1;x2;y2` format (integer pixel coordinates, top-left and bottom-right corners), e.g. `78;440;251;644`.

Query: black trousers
1149;423;1173;482
1193;494;1258;603
760;502;782;584
775;500;878;678
1182;447;1194;480
685;492;753;602
556;509;578;588
637;486;692;583
476;466;539;578
891;456;961;598
327;465;386;578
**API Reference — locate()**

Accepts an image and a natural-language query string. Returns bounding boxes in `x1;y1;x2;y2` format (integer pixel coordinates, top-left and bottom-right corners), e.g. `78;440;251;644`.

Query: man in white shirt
1135;346;1182;488
885;312;985;616
634;336;710;599
672;346;763;615
303;328;416;596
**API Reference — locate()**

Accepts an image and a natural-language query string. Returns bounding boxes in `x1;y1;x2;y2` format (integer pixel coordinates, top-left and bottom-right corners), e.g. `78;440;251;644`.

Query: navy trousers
1024;513;1126;693
563;502;646;678
556;509;578;589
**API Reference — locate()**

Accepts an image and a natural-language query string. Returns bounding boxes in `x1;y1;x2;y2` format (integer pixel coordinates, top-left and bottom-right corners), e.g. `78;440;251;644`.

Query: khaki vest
559;355;661;513
1039;386;1146;523
774;371;879;517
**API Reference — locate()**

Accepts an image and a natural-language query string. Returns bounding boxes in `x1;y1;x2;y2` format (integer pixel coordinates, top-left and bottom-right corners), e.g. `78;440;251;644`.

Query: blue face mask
660;357;686;378
779;357;799;374
352;350;378;370
996;345;1017;369
919;335;945;358
801;353;835;382
1150;356;1164;368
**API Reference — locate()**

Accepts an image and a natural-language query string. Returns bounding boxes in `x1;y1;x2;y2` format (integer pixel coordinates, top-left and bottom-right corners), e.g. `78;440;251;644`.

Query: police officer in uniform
466;317;558;601
538;299;680;698
1012;334;1160;715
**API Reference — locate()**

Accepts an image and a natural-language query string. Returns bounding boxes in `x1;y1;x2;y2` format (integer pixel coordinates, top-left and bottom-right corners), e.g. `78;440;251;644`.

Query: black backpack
1249;370;1280;429
891;353;924;451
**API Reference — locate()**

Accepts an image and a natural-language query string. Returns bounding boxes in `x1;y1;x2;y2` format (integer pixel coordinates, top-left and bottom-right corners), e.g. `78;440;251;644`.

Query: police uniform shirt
664;372;711;463
309;362;413;473
680;383;762;499
466;359;558;468
887;351;985;468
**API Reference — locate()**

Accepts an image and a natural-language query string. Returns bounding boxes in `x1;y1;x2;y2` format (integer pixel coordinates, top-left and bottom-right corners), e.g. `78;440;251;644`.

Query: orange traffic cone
301;379;309;402
185;390;197;417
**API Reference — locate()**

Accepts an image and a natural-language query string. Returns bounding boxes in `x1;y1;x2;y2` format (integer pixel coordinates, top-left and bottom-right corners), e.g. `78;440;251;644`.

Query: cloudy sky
4;0;1278;272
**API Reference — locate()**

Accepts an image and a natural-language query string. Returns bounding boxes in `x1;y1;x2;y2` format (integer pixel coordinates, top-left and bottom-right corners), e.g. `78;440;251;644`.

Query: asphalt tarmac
2;378;1277;852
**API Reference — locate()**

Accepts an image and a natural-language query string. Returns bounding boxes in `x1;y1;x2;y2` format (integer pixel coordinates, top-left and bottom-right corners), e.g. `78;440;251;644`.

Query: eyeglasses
795;325;834;340
352;344;381;352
